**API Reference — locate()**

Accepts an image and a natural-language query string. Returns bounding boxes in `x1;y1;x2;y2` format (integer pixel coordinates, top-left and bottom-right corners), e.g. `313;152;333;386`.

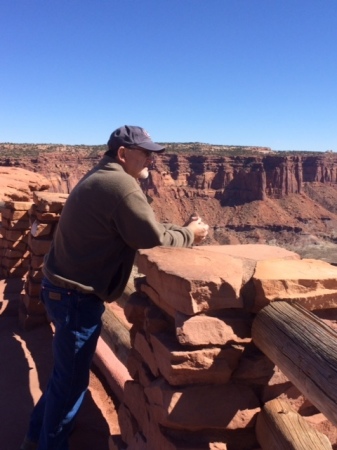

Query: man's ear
116;146;127;163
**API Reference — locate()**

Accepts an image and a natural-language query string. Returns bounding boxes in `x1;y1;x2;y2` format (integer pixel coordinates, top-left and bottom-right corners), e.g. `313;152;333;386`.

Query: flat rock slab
0;167;50;202
32;191;69;212
136;247;244;315
175;309;252;346
194;244;300;261
150;332;244;385
253;258;337;311
144;378;260;431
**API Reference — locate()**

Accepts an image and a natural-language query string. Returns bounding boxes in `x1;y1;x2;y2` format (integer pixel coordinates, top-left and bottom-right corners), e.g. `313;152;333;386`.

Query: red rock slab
32;191;69;212
253;258;337;312
175;309;252;346
150;332;244;385
0;167;50;201
144;377;260;431
194;244;300;261
136;247;244;315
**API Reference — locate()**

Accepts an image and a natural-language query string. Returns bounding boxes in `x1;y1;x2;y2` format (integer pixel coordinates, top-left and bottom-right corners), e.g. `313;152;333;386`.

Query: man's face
123;147;154;179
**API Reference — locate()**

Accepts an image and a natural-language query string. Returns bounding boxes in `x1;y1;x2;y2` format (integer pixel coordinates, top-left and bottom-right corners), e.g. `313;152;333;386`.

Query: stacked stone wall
2;193;337;447
0;192;68;329
0;201;31;279
19;192;68;330
113;245;337;450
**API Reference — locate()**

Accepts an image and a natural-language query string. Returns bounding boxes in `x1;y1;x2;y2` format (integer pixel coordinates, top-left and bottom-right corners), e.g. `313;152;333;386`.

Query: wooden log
256;398;332;449
115;277;136;308
100;271;136;364
101;304;131;366
252;301;337;426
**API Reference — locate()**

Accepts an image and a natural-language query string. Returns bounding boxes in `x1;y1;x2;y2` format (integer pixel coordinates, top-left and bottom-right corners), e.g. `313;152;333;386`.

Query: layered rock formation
2;144;337;260
114;245;337;449
2;188;337;448
0;167;50;202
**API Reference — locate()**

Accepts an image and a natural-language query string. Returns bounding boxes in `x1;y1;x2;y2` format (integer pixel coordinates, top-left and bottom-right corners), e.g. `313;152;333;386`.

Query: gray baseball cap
107;125;165;153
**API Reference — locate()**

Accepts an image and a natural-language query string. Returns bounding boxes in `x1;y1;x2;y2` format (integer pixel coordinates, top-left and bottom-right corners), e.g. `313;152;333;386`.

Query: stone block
30;220;54;238
30;204;62;222
134;331;159;377
144;378;260;431
126;349;155;388
2;228;29;242
1;266;28;278
21;293;45;315
253;258;337;311
25;278;42;297
123;380;151;436
140;282;177;317
124;292;151;327
136;247;244;315
118;403;140;447
2;218;30;230
193;244;300;262
5;201;33;211
33;191;68;212
30;254;45;269
144;303;172;335
18;303;48;330
1;208;29;220
232;344;275;384
150;332;243;385
28;234;52;256
28;268;44;282
3;248;29;259
175;309;252;346
1;256;30;269
1;238;28;253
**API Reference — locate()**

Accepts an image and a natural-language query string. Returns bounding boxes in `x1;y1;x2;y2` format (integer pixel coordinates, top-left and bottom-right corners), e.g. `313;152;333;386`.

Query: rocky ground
0;278;120;450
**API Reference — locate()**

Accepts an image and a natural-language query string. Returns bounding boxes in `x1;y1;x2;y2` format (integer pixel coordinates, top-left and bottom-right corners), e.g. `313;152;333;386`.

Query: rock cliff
2;143;337;261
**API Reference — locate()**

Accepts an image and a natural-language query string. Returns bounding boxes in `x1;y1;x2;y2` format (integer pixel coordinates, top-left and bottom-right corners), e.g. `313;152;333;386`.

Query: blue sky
1;0;336;151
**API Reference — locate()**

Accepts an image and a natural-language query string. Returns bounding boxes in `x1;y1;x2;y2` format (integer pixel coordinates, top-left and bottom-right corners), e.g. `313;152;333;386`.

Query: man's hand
185;214;209;245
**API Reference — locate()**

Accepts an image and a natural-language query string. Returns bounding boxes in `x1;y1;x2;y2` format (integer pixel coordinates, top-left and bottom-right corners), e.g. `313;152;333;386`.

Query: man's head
105;125;165;179
106;125;165;156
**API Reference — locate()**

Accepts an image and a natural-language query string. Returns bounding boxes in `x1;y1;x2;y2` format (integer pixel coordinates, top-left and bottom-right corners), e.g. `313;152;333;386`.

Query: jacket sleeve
112;188;194;250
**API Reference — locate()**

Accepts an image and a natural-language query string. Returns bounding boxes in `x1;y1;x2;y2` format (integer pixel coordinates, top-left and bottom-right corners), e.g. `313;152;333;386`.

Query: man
21;125;209;450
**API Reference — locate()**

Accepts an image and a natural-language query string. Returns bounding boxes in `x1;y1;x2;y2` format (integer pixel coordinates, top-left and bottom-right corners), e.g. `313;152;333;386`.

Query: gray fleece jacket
43;156;194;302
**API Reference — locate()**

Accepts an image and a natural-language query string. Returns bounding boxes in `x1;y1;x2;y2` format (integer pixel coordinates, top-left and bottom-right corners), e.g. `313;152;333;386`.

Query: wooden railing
252;301;337;449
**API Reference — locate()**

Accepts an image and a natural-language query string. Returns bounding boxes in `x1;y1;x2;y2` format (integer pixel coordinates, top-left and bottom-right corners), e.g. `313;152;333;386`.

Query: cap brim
138;141;165;152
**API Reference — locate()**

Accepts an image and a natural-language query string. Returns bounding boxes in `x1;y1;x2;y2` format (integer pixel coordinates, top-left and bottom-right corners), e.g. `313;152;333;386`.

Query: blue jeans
26;278;105;450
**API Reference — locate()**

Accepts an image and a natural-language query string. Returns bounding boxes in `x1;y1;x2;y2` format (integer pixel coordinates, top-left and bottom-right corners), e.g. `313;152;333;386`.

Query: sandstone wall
3;150;337;254
112;245;337;449
1;188;337;448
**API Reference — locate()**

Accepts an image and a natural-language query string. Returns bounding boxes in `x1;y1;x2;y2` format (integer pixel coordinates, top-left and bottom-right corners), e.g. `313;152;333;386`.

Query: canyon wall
2;145;337;260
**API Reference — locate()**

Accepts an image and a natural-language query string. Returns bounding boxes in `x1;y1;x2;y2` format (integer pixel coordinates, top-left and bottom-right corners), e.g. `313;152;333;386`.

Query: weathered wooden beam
256;398;332;449
101;303;131;366
252;301;337;426
100;272;137;365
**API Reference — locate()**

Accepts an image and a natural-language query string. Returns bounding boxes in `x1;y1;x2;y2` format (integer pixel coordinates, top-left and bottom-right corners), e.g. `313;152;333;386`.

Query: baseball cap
107;125;165;153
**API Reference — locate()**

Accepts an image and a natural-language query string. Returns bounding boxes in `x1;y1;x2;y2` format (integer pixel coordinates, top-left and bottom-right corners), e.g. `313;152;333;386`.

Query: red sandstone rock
136;247;244;315
193;244;300;261
133;331;159;377
0;167;50;201
140;282;177;317
150;332;243;385
123;381;151;438
32;191;69;212
253;258;337;311
175;310;252;346
144;378;260;431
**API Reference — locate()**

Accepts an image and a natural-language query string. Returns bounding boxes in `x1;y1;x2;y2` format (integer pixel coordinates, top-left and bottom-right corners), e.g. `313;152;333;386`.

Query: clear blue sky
1;0;336;151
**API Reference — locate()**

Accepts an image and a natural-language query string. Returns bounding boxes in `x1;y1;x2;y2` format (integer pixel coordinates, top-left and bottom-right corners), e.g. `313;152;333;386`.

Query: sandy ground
0;278;121;450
